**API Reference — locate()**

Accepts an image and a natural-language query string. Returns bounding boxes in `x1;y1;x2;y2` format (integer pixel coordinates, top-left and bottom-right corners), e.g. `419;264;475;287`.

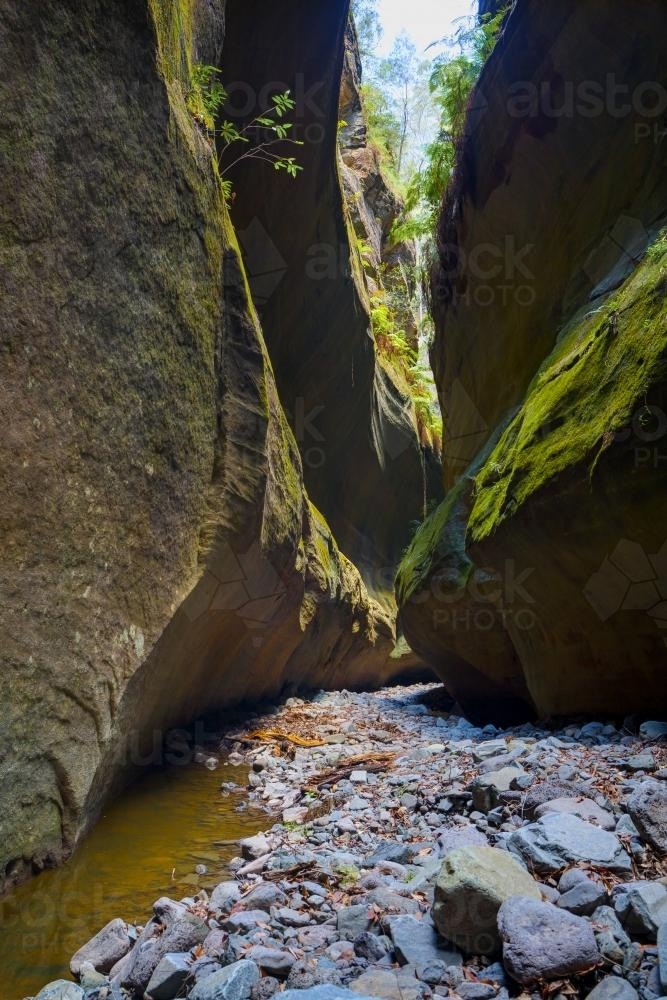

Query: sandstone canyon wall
220;1;429;589
397;0;667;721
0;0;428;890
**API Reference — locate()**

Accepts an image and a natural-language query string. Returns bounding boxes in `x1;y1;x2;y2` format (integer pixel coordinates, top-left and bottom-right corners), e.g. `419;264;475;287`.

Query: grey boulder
242;883;287;912
70;917;132;976
507;814;631;874
658;921;667;992
437;824;489;856
497;897;600;985
432;846;541;956
240;834;271;860
366;839;414;866
223;910;271;934
535;797;615;831
385;913;462;967
189;959;260;1000
122;914;208;994
210;881;242;913
557;871;608;916
145;952;192;1000
612;881;667;939
35;984;84;1000
626;781;667;852
639;721;667;739
585;977;638;1000
337;904;373;939
471;766;525;812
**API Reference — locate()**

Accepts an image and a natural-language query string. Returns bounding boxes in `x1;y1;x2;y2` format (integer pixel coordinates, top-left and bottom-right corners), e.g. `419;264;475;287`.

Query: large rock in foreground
498;897;600;985
432;846;542;955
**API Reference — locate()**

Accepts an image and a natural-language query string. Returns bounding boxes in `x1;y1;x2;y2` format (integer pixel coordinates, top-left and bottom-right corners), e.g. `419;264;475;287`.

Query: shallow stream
0;757;264;999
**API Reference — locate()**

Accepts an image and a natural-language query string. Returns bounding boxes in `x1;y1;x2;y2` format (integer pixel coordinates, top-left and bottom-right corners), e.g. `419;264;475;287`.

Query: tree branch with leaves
187;65;304;203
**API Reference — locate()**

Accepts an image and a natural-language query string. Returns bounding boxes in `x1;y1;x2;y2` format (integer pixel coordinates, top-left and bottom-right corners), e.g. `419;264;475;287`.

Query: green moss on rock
470;249;667;541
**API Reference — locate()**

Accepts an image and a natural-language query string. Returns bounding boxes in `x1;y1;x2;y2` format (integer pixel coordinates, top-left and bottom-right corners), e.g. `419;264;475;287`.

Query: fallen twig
303;751;397;791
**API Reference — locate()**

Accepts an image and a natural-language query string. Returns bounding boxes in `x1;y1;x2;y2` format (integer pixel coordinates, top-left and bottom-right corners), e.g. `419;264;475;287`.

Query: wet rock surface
28;685;666;1000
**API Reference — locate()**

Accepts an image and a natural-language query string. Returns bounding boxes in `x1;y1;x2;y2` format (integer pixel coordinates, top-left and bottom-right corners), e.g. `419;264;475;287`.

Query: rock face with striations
221;0;430;590
396;0;667;720
0;0;424;890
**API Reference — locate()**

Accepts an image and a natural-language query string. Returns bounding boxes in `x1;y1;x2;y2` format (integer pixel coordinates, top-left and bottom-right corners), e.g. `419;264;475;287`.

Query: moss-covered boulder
397;0;667;720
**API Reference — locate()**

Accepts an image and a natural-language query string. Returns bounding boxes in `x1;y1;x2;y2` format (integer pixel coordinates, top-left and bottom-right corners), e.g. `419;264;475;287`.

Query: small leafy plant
187;64;304;203
187;63;227;131
646;228;667;261
335;862;360;887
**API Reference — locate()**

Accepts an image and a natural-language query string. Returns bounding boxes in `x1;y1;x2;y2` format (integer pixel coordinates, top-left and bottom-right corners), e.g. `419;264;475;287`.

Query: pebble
248;946;295;977
558;875;608;916
223;910;271;933
585;976;640;1000
592;906;632;963
457;984;498;1000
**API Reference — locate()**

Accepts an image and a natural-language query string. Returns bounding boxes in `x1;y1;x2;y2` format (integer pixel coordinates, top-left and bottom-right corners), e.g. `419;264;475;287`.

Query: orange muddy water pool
0;757;265;999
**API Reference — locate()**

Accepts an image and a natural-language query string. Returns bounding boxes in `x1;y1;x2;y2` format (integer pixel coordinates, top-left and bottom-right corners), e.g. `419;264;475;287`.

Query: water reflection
0;758;264;999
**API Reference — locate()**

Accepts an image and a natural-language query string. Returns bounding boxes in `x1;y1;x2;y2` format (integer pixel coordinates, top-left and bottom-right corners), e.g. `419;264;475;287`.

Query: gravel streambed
30;684;667;1000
